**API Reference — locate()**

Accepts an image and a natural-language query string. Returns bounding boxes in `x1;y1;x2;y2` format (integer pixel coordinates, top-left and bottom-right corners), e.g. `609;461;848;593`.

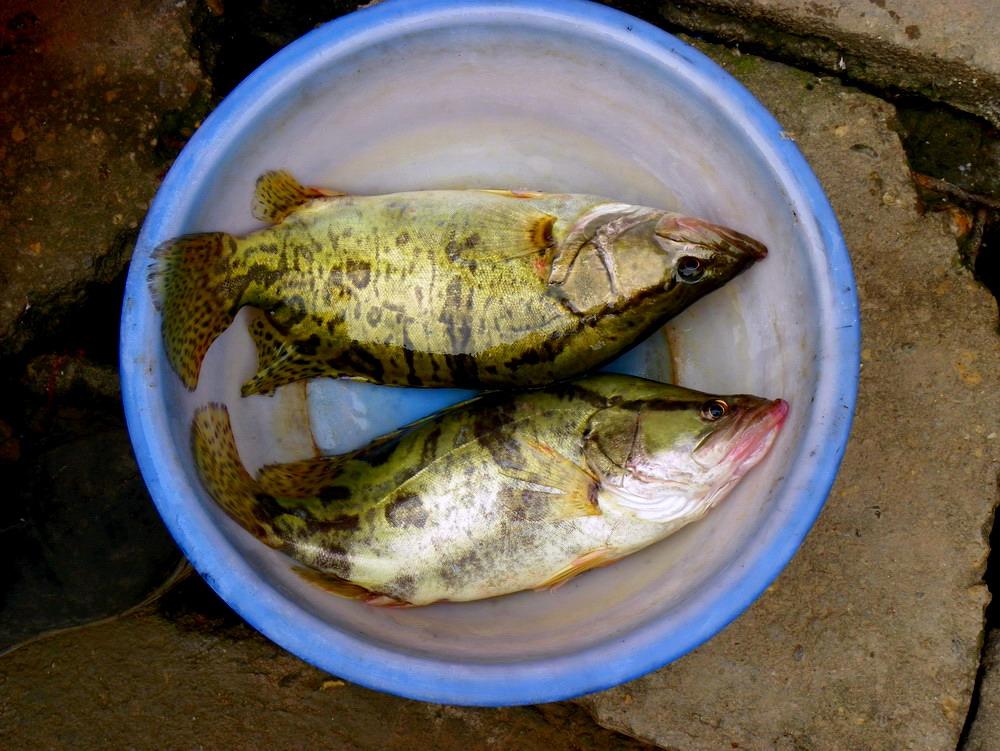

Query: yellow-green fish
151;172;767;394
191;374;788;606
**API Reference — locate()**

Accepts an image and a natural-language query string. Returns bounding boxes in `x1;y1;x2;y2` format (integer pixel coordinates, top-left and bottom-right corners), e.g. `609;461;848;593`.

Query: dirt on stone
0;584;655;751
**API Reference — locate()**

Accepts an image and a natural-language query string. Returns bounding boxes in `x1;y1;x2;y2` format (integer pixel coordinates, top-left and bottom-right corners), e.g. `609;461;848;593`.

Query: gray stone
966;628;1000;751
631;0;1000;127
579;42;1000;751
0;605;655;750
0;0;208;354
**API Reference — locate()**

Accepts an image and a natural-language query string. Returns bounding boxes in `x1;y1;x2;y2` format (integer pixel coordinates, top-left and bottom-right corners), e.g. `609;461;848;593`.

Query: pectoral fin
447;202;556;263
533;547;619;590
498;439;601;520
252;170;346;224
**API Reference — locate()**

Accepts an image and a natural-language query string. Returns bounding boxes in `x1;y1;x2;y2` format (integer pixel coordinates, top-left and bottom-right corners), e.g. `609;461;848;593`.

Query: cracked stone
578;41;1000;751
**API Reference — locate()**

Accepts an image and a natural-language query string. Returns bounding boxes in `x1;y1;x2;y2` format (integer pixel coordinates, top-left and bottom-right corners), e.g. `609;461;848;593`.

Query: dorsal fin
252;170;346;224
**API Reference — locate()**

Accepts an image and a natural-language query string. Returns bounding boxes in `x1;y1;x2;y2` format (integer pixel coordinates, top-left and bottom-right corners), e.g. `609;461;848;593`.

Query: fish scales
150;172;767;393
191;374;789;606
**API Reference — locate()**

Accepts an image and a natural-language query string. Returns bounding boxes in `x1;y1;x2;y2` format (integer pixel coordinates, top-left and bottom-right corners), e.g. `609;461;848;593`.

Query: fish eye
701;399;729;421
677;256;705;282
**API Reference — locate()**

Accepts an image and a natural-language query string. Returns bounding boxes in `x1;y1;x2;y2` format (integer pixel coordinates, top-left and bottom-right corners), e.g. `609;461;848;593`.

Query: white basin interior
122;1;855;702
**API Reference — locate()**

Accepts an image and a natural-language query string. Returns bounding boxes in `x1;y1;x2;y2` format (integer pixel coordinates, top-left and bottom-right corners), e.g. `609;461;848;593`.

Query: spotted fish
150;172;767;394
190;374;788;606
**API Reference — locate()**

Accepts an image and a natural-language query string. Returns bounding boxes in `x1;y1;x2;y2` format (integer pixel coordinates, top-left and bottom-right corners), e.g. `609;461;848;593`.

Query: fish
150;171;767;394
190;373;788;606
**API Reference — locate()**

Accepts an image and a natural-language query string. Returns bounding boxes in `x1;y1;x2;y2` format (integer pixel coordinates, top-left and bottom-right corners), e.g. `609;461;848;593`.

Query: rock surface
966;628;1000;751
0;589;654;751
632;0;1000;127
578;42;1000;751
0;0;207;354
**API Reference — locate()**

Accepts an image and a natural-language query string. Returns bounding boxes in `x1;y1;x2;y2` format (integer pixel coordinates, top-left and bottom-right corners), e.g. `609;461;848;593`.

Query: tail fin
148;233;238;390
190;404;284;548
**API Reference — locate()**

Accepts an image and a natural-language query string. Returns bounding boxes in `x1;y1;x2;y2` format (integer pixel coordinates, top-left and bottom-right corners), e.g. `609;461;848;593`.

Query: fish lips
724;398;789;470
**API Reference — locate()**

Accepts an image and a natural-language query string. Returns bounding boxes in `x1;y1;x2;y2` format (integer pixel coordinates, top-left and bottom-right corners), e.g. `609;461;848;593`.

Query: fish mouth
725;398;789;470
656;215;768;260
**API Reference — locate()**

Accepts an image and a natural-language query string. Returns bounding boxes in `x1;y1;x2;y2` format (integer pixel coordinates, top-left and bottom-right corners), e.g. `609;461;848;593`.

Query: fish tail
190;403;284;548
148;232;238;389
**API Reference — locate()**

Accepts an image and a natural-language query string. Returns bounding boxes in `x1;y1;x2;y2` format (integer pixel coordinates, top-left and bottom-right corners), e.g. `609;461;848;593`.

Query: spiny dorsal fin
252;170;346;224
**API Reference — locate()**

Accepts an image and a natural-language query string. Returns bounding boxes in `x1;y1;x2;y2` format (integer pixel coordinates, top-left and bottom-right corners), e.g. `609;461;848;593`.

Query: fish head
584;388;788;524
551;205;766;311
651;213;768;298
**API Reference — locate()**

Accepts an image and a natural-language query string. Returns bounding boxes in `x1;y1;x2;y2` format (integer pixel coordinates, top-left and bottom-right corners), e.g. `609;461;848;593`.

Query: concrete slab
0;0;207;353
578;40;1000;751
631;0;1000;126
967;628;1000;751
0;607;654;750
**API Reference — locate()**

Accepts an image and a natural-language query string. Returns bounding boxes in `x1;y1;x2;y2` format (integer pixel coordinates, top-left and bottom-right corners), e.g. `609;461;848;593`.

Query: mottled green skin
178;188;760;394
191;374;783;605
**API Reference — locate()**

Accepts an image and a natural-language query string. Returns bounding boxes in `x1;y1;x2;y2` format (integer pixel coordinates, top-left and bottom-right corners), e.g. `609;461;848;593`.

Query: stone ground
615;0;1000;128
1;1;998;750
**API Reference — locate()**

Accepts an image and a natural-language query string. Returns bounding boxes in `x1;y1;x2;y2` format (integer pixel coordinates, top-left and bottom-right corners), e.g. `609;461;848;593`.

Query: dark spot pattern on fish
318;485;352;502
444;353;479;385
388;573;417;600
345;259;371;289
311;543;352;578
439;549;481;586
296;334;322;356
395;231;410;246
419;424;443;465
334;343;386;382
384;492;429;528
549;383;610;408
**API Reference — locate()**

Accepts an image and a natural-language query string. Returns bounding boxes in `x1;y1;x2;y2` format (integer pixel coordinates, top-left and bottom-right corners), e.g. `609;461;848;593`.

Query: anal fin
242;311;342;396
533;547;619;591
252;170;347;224
292;566;409;607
